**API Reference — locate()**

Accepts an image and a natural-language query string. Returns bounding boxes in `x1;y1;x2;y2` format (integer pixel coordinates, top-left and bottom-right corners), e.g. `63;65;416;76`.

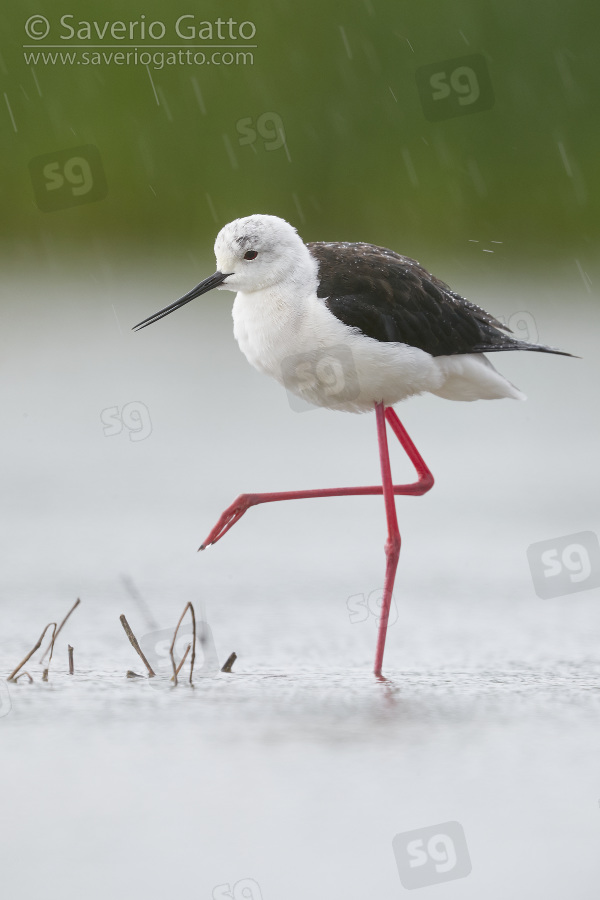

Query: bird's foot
199;494;256;550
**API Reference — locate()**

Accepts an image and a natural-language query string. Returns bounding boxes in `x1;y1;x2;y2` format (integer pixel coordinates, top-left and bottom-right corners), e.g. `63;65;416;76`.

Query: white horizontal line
23;44;257;48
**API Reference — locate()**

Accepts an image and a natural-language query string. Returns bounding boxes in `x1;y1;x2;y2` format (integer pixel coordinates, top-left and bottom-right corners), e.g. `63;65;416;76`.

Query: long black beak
132;271;231;331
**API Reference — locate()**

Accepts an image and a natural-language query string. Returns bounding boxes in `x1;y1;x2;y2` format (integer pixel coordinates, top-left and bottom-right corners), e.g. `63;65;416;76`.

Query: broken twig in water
40;598;81;663
8;622;56;683
221;652;237;673
126;670;144;679
68;645;74;675
119;615;155;677
170;603;196;686
14;671;33;684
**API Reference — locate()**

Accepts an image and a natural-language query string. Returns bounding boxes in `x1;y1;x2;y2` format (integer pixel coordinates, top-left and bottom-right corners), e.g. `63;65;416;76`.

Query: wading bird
134;214;573;675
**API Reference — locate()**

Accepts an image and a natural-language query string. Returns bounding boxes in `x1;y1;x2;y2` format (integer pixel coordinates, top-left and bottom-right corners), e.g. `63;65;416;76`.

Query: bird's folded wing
308;241;520;357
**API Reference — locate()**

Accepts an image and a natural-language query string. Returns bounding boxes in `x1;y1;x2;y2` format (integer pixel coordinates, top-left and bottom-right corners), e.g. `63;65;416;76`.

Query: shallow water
1;269;599;899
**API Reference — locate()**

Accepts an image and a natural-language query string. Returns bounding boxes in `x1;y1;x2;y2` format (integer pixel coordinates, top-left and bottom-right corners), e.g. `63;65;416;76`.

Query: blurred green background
2;0;598;270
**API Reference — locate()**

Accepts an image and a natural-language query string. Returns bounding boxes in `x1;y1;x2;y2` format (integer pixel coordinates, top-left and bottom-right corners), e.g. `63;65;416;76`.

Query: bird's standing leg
373;405;435;673
374;402;401;675
199;405;433;673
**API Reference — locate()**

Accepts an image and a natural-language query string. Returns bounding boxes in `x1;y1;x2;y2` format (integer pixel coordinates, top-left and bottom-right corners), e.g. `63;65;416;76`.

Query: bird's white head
214;214;310;294
133;214;314;331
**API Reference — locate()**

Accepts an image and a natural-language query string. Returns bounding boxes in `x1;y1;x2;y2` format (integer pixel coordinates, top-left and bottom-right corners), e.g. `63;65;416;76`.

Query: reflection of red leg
200;404;434;673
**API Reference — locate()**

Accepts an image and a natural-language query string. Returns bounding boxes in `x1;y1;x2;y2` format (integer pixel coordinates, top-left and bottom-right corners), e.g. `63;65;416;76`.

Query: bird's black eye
244;250;258;260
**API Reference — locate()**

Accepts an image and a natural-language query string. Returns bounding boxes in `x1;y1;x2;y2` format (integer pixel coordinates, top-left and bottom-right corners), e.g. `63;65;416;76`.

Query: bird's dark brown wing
307;242;572;357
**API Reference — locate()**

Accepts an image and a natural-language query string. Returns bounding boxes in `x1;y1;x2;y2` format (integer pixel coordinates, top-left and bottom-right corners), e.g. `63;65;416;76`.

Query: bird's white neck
231;247;320;376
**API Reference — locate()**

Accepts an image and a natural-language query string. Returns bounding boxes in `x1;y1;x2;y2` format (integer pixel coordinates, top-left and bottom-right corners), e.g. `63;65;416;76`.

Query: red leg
200;406;433;550
199;404;433;674
384;406;434;492
372;406;434;675
373;403;401;675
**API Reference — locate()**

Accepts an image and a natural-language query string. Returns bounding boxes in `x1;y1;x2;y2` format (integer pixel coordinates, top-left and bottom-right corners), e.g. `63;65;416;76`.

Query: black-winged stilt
134;214;574;675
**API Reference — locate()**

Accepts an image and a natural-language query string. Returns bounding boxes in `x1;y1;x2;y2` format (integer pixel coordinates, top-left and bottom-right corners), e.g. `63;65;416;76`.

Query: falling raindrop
401;148;418;188
4;93;17;132
339;26;352;60
190;77;206;115
292;193;306;224
222;134;239;170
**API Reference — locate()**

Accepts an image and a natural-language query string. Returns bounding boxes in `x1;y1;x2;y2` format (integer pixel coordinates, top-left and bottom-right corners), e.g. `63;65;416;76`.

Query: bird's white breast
231;287;447;413
232;288;305;376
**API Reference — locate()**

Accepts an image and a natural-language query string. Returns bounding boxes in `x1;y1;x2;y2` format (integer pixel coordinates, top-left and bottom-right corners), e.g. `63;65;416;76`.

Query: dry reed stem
40;598;81;663
170;643;191;681
42;622;60;681
14;671;33;683
68;645;74;675
170;603;196;686
119;615;155;677
8;622;56;682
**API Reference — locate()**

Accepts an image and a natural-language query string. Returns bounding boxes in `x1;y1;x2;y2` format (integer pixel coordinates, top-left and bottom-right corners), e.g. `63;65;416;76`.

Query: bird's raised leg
199;404;434;673
383;405;434;492
200;406;433;550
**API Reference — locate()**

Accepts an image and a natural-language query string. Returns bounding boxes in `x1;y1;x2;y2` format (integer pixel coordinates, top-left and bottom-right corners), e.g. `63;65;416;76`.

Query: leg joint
385;533;401;558
417;471;435;494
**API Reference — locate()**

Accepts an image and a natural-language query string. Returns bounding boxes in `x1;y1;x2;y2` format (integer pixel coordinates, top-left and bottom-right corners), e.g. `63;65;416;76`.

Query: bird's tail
472;338;578;358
